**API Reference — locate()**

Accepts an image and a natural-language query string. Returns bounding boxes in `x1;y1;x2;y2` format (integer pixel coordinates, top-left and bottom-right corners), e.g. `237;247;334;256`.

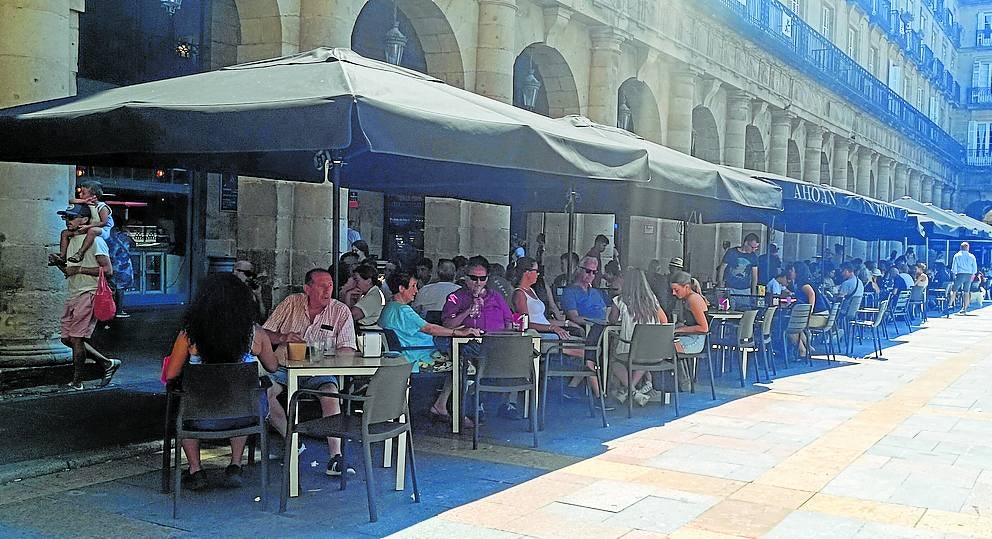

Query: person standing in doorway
717;233;760;309
949;242;978;315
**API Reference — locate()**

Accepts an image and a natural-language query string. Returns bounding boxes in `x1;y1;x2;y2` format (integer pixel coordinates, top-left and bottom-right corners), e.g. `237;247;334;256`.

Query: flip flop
100;359;121;387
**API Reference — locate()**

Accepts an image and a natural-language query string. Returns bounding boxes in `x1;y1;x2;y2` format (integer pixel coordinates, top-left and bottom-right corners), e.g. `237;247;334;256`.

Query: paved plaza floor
1;307;991;537
398;309;992;539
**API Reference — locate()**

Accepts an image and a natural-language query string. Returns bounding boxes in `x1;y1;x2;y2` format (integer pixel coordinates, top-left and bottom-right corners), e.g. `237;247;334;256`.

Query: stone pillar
475;0;518;104
908;171;922;201
667;67;695;154
0;0;83;387
300;0;361;50
424;198;510;263
831;141;851;190
586;27;625;126
932;182;943;208
792;125;825;261
876;158;893;201
723;90;750;168
767;109;791;175
854;149;872;195
943;187;955;210
920;176;933;204
893;165;909;199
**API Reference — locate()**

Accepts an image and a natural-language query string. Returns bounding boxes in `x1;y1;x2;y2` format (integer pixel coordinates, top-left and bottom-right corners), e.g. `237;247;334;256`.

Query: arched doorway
820;153;830;184
617;78;662;143
234;0;285;61
351;0;464;87
744;125;765;171
786;140;802;179
513;44;580;118
691;106;721;164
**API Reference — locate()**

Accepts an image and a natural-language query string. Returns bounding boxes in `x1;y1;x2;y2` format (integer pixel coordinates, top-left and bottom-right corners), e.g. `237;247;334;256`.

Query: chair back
363;362;414;425
786;303;813;332
872;299;889;327
628;323;676;365
477;335;537;380
381;328;403;352
424;310;443;325
893;290;911;312
844;294;864;319
179;363;261;422
909;285;925;303
760;306;778;338
737;310;759;346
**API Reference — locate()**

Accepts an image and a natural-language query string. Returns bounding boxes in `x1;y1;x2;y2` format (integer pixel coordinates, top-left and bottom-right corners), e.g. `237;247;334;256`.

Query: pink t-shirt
263;293;356;361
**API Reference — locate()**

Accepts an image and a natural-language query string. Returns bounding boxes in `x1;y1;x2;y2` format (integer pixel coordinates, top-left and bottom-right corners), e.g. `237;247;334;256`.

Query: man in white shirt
950;242;978;314
412;258;459;317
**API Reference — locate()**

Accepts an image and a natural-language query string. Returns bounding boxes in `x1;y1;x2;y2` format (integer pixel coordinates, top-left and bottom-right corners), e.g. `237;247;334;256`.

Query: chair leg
259;428;268;511
706;351;717;400
161;395;174;494
597;371;609;428
247;434;256;466
472;385;481;450
279;431;292;513
531;383;539;448
406;428;421;503
539;364;549;431
627;360;633;420
672;369;680;417
738;349;746;388
362;439;378;523
172;433;182;519
340;440;349;491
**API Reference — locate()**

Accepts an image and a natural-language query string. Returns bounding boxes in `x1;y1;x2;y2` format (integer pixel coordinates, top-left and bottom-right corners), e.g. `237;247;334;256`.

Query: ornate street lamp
520;56;542;110
384;2;408;66
618;96;632;131
160;0;183;15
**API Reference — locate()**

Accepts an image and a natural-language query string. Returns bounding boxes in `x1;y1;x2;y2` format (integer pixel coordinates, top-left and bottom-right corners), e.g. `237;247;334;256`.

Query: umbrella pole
328;158;342;300
566;190;576;279
925;237;929;266
681;220;688;274
765;216;775;282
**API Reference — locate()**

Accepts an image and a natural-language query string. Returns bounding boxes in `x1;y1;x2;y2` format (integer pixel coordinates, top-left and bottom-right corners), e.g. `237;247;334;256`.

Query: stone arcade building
1;0;990;386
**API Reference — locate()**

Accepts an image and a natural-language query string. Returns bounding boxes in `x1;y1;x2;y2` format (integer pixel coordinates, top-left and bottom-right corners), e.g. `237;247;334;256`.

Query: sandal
48;254;66;267
99;359;121;387
66;253;82;264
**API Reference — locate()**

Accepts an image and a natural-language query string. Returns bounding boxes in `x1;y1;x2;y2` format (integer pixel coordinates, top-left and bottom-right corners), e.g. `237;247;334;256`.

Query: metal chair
757;306;778;378
732;310;762;385
541;334;608;429
171;363;269;518
279;362;419;522
851;299;889;360
782;303;813;366
807;302;841;363
839;295;863;357
614;323;679;418
887;290;912;335
675;331;716;400
908;285;927;324
473;335;541;449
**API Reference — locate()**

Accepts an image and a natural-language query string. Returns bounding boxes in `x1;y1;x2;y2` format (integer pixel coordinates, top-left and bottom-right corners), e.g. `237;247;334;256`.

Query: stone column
723;90;750;168
893;164;909;199
586;27;625;126
667;67;695;154
908;171;923;201
831;141;851;190
855;148;872;196
475;0;518;104
920;176;933;204
932;182;943;208
767;109;791;175
0;0;83;387
943;188;955;211
792;125;825;261
300;0;361;50
876;158;893;201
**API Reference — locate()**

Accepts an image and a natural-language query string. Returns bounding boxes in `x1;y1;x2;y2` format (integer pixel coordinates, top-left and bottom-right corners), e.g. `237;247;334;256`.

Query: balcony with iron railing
706;0;964;163
978;27;992;48
966;149;992;166
967;87;992;107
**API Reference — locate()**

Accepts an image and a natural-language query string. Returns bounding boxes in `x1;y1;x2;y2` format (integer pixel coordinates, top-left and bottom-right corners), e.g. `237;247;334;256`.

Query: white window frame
821;4;835;41
847;27;860;61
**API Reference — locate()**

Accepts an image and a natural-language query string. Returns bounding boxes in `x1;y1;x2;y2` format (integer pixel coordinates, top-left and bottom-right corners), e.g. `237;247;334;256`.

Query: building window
847;27;860;62
888;62;903;92
968;121;992;164
973;60;992;89
821;4;835;41
916;87;925;110
789;0;803;18
869;47;879;76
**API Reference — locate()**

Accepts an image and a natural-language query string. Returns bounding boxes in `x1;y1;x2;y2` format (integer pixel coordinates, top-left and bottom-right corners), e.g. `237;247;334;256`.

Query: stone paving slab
393;309;992;538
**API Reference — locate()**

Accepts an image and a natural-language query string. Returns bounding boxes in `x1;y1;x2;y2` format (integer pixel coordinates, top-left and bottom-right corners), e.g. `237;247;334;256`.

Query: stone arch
786;140;802;179
234;0;294;61
618;78;662;143
846;162;856;192
691;106;721;164
351;0;465;88
744;125;766;171
514;44;580;118
820;152;831;184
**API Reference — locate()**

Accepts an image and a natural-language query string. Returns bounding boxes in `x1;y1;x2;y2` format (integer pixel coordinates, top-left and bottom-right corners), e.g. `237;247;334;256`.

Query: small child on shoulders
53;180;114;265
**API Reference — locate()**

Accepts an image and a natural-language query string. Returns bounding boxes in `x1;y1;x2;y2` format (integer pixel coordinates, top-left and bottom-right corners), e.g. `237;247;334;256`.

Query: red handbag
93;267;117;321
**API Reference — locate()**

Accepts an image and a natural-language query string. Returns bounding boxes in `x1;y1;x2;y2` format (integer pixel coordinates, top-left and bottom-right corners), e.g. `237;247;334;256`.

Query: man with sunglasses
558;256;609;401
233;260;265;321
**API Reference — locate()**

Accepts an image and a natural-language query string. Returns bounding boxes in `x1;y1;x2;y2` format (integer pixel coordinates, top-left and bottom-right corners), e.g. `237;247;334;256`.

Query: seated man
559;256;609;399
412;258;459;316
263;268;356;476
379;269;480;428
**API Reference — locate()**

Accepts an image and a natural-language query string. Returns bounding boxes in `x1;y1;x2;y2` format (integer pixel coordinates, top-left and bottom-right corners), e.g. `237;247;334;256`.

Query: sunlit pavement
396;308;992;539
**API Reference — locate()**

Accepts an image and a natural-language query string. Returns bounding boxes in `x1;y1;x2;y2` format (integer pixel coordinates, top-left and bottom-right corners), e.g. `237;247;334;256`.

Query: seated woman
378;268;481;429
790;262;830;356
340;262;386;327
511;256;572;340
164;273;278;491
670;271;709;355
608;267;669;406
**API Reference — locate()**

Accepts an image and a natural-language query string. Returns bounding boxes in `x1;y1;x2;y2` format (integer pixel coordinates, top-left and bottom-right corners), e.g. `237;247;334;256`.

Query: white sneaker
614;388;628;403
632;391;650;407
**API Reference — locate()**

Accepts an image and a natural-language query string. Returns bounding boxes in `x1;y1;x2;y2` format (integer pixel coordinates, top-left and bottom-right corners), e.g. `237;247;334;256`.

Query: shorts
677;334;706;355
952;273;973;293
269;368;338;390
60;292;97;339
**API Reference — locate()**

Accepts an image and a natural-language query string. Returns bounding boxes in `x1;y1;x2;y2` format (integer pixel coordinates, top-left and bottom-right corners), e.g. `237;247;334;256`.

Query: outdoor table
282;350;411;498
450;333;543;434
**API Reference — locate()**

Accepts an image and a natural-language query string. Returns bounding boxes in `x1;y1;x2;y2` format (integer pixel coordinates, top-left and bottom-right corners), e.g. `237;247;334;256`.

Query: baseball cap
669;257;684;269
769;242;779;252
57;204;89;219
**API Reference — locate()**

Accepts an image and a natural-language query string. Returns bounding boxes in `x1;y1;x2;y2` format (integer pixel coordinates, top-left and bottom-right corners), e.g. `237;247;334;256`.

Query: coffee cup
287;342;306;362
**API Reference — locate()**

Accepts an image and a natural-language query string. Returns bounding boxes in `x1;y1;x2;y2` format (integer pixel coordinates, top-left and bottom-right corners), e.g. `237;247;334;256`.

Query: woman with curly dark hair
164;273;278;490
